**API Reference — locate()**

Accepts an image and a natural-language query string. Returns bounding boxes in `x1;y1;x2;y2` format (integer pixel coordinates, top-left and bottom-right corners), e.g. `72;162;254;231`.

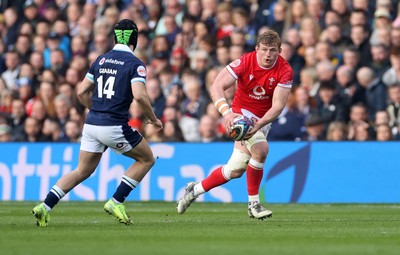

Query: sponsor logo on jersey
253;86;266;96
249;86;269;100
229;59;241;68
137;66;146;77
99;57;105;65
105;58;125;65
249;74;254;81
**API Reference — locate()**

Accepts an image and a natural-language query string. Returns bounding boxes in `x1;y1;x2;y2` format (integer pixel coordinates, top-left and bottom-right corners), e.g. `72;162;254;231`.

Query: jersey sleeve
85;55;104;83
226;57;245;80
277;64;294;89
85;62;96;83
131;64;147;85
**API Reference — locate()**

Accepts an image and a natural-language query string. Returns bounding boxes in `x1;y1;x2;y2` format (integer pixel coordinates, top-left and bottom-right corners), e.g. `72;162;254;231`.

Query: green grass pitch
0;202;399;255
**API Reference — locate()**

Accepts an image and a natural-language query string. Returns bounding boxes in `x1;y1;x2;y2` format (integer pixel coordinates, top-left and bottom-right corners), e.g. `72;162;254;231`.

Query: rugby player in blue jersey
32;19;163;226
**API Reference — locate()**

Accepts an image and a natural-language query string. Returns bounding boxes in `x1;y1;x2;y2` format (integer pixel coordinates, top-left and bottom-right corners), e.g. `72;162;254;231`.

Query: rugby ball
229;115;254;141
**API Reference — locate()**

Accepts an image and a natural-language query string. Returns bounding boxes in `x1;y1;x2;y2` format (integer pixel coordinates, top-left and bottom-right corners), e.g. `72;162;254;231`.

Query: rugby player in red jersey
177;30;293;219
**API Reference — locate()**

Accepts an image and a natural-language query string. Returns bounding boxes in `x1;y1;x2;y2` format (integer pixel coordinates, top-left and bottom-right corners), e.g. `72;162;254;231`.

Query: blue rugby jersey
84;44;147;126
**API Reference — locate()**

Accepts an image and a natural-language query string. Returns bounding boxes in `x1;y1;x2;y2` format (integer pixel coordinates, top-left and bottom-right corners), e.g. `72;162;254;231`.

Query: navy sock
44;192;61;209
112;182;133;203
44;185;65;209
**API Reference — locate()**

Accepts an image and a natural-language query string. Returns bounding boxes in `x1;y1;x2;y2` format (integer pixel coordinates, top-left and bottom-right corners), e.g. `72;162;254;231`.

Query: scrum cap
113;19;139;49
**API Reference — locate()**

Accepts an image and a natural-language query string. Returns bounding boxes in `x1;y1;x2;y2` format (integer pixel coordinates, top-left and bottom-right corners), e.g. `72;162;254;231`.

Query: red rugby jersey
227;52;293;118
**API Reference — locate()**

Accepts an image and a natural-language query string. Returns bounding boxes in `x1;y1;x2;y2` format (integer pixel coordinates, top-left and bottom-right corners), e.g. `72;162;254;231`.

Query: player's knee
230;169;246;179
223;149;251;180
142;155;155;170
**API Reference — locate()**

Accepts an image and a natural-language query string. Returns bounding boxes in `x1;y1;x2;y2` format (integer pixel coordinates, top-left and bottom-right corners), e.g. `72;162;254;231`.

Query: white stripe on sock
122;175;139;189
51;185;65;199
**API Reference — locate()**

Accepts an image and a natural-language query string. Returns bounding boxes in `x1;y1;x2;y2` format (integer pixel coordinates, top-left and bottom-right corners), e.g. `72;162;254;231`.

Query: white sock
248;195;260;206
193;183;205;196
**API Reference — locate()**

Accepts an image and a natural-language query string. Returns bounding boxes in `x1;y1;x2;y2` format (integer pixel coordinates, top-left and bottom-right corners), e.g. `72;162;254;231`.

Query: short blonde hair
257;30;281;48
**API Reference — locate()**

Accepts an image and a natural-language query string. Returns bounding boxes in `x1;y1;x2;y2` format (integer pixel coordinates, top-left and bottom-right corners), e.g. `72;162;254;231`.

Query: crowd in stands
0;0;400;143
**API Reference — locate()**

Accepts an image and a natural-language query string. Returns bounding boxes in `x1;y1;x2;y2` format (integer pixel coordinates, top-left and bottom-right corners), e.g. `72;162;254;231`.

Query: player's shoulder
277;55;293;71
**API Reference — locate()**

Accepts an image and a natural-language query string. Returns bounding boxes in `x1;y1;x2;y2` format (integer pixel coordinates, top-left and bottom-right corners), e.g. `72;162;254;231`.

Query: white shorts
80;124;142;154
239;108;271;150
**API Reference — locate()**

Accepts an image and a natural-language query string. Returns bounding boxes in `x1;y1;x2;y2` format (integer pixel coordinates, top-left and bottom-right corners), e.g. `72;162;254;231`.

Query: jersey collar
113;44;134;55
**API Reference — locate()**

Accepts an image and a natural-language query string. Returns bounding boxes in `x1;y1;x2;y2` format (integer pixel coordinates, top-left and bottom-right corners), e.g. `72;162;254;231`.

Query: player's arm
246;85;291;138
131;81;163;130
210;68;241;129
77;77;94;109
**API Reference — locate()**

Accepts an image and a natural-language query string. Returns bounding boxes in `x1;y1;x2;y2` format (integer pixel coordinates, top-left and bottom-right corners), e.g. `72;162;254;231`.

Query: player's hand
223;111;241;132
243;117;259;140
147;119;163;131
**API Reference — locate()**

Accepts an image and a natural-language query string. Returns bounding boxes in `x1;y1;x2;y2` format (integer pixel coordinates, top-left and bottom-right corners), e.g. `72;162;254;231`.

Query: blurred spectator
312;60;336;96
188;49;211;85
16;77;33;103
29;99;47;124
348;9;368;37
269;86;312;141
54;94;72;130
382;46;400;87
386;83;400;132
36;80;57;118
179;115;200;142
155;0;184;36
9;98;27;141
373;8;392;30
0;88;12;113
3;7;20;49
288;0;308;30
0;123;12;142
375;123;393;141
181;78;209;119
315;41;339;67
198;114;221;142
23;2;39;27
368;43;391;77
349;120;371;141
1;50;20;90
390;26;400;48
342;46;361;70
231;7;257;49
280;41;304;84
163;14;182;45
349;24;371;64
42;117;68;142
146;77;166;119
323;23;350;62
15;34;32;63
325;0;350;30
313;81;347;133
66;2;82;37
326;120;348;141
375;110;391;126
302;114;325;141
269;0;289;36
346;102;374;140
162;119;185;142
191;21;209;52
64;120;81;143
356;66;387;120
19;116;44;142
335;65;357;112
